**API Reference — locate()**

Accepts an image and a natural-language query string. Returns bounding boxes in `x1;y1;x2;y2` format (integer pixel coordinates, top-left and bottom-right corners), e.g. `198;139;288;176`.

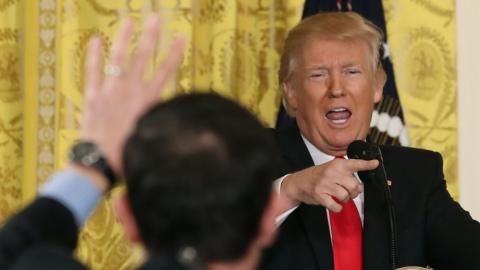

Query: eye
309;71;328;79
345;68;361;75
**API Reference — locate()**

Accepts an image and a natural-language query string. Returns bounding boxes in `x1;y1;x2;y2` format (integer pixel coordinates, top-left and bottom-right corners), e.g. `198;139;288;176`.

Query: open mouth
325;107;352;125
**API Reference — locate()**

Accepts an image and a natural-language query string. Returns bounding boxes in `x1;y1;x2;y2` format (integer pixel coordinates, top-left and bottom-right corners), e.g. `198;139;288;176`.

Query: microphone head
347;140;380;161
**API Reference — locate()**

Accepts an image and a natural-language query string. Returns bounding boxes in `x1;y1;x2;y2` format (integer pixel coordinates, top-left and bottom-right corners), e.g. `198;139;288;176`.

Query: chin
326;138;352;152
328;132;365;151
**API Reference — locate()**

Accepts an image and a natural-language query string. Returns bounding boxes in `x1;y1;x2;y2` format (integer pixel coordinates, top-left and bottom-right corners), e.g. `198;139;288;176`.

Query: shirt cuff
273;174;299;226
40;170;102;226
273;174;289;194
275;205;299;226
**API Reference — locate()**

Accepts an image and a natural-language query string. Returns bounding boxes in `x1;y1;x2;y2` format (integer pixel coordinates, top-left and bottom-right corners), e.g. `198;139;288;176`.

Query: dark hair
123;93;279;264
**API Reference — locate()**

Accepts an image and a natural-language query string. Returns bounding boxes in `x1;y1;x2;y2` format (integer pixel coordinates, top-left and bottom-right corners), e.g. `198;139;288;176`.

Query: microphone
347;140;387;185
347;140;398;270
347;140;379;161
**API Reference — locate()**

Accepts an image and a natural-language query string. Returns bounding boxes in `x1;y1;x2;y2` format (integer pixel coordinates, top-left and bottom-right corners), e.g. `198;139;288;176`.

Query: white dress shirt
274;135;364;233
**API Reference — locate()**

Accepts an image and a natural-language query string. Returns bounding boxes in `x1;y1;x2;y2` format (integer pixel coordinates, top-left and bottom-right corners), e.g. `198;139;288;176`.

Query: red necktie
329;156;362;270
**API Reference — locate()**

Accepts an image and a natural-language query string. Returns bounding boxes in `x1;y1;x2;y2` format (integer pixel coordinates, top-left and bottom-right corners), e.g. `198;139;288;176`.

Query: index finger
345;159;379;173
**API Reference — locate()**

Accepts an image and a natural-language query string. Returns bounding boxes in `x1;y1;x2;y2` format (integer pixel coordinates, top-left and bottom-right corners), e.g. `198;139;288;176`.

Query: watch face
69;141;117;186
82;151;101;166
70;142;101;166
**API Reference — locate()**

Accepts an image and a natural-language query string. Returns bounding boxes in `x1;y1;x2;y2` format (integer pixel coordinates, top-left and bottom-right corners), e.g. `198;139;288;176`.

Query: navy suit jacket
0;197;187;270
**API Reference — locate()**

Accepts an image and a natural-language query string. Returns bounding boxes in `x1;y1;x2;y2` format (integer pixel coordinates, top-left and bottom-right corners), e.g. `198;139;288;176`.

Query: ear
256;191;281;247
373;67;386;103
114;193;143;244
282;81;298;112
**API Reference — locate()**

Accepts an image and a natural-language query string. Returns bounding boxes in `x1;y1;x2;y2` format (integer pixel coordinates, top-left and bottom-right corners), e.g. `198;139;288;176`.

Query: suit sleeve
0;197;78;269
425;152;480;270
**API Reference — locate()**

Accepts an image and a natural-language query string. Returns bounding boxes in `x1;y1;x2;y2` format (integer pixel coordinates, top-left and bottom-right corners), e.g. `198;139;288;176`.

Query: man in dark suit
0;17;280;270
260;12;480;270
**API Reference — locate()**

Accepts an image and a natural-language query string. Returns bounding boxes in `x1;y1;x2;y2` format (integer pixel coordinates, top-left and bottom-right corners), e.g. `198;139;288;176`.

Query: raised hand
80;16;185;173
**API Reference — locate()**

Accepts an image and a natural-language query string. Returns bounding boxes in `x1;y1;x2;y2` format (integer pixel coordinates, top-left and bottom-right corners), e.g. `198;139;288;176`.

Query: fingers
330;184;351;203
150;36;186;95
325;159;365;198
282;159;375;212
314;159;365;208
85;36;104;98
108;18;134;67
342;180;364;199
105;15;185;100
346;158;379;173
314;181;354;211
318;194;343;213
130;16;161;79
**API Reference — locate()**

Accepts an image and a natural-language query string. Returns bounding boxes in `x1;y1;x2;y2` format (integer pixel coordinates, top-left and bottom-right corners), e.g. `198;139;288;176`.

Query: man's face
284;38;384;156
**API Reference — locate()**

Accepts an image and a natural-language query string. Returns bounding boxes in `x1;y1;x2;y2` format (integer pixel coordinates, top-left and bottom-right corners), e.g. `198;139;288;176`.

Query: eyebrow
341;62;362;68
304;62;362;71
304;66;329;72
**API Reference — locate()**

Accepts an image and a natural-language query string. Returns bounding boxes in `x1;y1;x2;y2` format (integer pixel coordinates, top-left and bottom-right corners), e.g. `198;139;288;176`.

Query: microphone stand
347;141;398;270
376;146;398;270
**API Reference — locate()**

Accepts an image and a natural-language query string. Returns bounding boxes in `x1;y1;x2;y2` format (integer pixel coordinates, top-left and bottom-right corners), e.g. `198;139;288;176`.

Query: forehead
296;38;372;68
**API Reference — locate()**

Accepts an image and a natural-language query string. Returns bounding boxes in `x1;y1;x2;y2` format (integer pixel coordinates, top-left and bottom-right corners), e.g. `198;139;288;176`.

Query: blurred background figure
0;16;280;270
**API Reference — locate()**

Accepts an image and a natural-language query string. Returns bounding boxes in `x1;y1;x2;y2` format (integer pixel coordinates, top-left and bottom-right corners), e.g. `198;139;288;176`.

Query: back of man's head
122;93;279;266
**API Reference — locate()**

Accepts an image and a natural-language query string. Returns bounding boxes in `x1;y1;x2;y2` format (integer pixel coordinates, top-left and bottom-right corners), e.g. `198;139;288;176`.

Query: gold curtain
0;0;458;269
384;0;458;198
0;0;23;223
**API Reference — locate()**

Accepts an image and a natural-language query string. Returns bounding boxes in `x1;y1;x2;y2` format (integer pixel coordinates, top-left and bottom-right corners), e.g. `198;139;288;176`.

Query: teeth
332;119;348;124
331;107;347;112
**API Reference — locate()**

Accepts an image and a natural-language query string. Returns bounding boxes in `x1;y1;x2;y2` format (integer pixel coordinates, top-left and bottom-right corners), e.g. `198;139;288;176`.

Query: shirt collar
300;135;336;165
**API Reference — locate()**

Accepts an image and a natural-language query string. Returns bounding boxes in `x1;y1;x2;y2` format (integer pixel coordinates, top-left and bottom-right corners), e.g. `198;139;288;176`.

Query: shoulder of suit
380;144;438;154
379;144;442;162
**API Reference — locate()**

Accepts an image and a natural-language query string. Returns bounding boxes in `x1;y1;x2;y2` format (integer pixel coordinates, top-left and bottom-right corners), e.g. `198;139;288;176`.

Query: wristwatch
68;141;117;187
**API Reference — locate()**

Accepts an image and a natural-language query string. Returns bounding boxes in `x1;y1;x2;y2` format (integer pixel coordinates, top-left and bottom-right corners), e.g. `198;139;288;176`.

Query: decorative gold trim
37;0;56;186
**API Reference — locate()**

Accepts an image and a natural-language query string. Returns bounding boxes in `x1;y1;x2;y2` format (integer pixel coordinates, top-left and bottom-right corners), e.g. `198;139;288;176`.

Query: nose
327;71;345;98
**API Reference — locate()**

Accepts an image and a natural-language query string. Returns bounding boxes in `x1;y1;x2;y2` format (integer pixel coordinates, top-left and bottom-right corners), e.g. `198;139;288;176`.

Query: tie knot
335;156;345;159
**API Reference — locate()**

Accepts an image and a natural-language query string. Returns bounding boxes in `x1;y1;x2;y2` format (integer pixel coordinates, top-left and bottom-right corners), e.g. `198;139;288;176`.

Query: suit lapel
276;123;334;270
275;123;314;172
298;205;334;270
